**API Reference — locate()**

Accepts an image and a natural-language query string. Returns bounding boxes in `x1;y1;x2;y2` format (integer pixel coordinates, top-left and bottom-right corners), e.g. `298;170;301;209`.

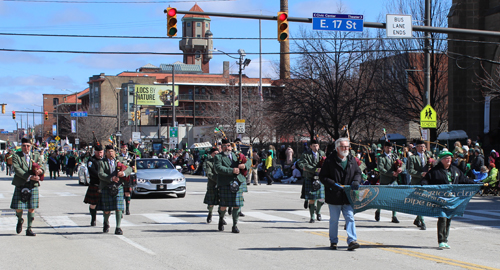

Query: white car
133;158;186;198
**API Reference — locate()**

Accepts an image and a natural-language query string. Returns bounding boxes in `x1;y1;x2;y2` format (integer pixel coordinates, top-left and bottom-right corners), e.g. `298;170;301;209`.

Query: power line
2;0;233;3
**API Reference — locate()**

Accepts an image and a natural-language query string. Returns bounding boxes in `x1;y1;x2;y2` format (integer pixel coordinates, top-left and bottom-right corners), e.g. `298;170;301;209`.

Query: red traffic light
278;13;287;21
167;8;176;17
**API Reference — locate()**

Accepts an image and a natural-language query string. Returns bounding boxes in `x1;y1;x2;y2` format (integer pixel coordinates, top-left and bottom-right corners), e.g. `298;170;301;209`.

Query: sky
0;0;403;132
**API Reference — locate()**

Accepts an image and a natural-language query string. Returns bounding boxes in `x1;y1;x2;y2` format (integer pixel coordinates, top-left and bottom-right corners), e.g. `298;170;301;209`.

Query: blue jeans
328;204;357;245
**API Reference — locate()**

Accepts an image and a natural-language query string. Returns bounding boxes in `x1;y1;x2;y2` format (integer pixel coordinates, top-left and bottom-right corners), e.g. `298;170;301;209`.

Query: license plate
160;185;164;189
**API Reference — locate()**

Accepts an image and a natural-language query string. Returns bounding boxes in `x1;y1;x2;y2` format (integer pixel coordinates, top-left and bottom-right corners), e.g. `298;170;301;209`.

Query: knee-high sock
218;209;226;219
16;211;23;221
89;207;97;220
125;197;130;211
116;211;122;228
232;208;240;225
27;212;35;229
103;212;111;224
207;205;214;213
392;211;397;217
309;202;316;219
316;201;324;214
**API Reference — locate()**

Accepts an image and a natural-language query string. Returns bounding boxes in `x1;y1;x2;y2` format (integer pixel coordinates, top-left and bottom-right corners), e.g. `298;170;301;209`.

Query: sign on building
236;119;245;134
134;85;179;107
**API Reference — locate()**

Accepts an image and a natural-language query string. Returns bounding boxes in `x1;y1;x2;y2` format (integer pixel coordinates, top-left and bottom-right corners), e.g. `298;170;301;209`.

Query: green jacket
98;157;132;190
214;152;250;187
11;151;44;188
203;157;217;188
482;167;498;186
408;153;428;185
377;152;405;185
297;149;326;179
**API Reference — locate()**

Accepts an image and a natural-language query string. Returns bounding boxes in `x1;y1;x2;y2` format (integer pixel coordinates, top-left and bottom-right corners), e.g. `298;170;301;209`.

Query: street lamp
213;48;251;120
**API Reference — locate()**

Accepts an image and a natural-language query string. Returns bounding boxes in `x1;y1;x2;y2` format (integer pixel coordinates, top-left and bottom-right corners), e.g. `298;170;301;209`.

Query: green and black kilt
240;180;248;192
218;185;244;207
83;185;100;205
303;178;325;200
10;187;39;210
97;185;125;211
203;186;219;205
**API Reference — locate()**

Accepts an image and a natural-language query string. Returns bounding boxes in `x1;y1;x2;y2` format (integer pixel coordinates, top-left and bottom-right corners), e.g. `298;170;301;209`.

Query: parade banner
343;184;482;219
134;85;179;106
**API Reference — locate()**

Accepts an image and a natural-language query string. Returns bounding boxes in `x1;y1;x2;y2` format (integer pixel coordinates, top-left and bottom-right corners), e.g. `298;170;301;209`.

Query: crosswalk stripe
354;212;391;222
96;215;136;227
142;213;188;224
243;212;297;223
0;193;4;199
0;216;17;231
286;210;332;221
53;192;77;197
43;216;79;228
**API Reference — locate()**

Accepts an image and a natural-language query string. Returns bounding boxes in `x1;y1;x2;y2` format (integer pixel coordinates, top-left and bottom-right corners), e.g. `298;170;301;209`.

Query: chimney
223;61;229;78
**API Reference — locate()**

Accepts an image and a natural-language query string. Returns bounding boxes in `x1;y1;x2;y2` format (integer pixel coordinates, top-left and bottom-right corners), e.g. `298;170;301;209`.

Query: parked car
133;158;186;198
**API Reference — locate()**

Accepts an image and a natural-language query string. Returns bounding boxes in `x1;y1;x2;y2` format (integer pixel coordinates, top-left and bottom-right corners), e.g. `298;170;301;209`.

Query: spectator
453;141;463;154
246;150;260;185
285;145;294;165
472;166;489;182
66;153;76;178
48;152;59;179
5;149;14;176
279;145;286;169
264;150;274;185
471;149;485;173
481;163;498;187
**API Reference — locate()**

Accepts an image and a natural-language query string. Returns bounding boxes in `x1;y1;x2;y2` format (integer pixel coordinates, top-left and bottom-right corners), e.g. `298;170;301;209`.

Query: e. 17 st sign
312;13;363;32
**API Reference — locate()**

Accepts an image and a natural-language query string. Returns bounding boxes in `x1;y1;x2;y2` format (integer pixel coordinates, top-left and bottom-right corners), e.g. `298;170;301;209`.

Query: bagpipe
28;130;44;184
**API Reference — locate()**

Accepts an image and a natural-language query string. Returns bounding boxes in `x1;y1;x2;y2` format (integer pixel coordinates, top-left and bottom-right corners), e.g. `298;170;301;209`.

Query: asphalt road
1;173;499;270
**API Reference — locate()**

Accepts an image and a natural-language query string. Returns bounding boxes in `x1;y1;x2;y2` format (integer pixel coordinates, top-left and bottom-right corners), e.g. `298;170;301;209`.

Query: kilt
83;185;100;205
218;185;244;207
303;178;325;200
203;186;219;205
97;185;125;211
240;180;248;192
11;187;39;210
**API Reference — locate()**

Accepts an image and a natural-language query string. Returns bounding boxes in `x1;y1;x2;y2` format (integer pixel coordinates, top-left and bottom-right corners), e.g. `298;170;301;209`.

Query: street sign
55;136;61;141
421;129;428;141
386;14;412;38
236;119;245;134
116;132;122;137
312;13;363;32
132;132;141;142
1;131;8;134
75;138;79;145
70;111;88;117
169;127;178;138
170;137;178;145
420;105;437;128
145;109;150;115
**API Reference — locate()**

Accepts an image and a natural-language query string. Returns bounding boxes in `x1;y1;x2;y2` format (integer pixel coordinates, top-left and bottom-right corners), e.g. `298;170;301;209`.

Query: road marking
43;216;79;228
243;212;297;223
461;214;497;221
97;215;136;227
0;193;4;199
116;235;156;255
53;192;77;197
308;231;498;270
467;210;500;218
0;216;18;231
142;213;188;224
286;210;331;221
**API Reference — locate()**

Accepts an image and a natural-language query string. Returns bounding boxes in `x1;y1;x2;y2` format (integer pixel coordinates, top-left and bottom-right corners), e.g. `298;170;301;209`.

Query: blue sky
0;0;396;132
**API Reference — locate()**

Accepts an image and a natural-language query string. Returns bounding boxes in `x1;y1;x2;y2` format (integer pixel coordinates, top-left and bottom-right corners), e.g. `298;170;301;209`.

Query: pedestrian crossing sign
55;136;61;141
420;105;436;128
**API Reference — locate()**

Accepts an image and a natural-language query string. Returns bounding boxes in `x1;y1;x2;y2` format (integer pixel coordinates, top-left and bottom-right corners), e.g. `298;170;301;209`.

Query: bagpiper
203;147;220;223
117;144;135;215
83;144;104;226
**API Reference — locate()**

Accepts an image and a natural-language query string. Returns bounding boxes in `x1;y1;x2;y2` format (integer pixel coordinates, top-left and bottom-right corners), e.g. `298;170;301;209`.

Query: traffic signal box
12;111;16;119
45;111;49;120
131;111;135;121
165;7;178;37
1;104;5;114
277;11;289;42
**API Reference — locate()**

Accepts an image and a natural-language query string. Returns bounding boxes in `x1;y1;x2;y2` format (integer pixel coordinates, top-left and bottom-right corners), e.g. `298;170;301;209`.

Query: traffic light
165;7;177;37
45;111;49;120
137;110;141;120
131;111;135;121
1;104;5;114
12;111;15;119
277;11;289;42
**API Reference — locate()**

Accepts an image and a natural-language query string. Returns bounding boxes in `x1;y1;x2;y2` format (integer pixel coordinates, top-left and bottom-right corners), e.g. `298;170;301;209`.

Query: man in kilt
214;139;250;233
203;147;220;224
83;144;104;226
98;145;132;235
408;140;429;230
297;139;326;223
11;138;44;236
117;144;134;215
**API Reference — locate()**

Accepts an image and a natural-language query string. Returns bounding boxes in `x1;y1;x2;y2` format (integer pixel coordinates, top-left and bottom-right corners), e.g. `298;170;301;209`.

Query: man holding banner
319;138;362;251
421;151;476;249
408;140;429;230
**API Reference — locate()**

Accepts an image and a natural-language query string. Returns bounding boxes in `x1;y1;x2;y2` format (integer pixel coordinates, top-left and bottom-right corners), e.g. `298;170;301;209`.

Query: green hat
438;151;453;159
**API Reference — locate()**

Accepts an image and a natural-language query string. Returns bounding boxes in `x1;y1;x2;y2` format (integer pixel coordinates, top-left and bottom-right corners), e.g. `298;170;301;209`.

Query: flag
108;135;114;143
65;136;69;145
214;127;220;133
383;128;386;133
341;125;347;131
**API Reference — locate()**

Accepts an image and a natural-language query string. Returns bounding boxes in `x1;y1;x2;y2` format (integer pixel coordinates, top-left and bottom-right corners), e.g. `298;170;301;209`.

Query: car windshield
136;159;175;170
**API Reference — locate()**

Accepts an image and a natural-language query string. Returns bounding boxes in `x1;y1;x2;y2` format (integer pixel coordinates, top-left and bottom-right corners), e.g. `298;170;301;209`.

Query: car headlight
137;178;148;183
174;177;185;183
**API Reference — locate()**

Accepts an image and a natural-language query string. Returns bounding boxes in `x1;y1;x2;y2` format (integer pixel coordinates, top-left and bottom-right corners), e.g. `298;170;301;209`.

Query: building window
197;22;201;27
206;23;208;28
187;23;191;27
53;98;59;106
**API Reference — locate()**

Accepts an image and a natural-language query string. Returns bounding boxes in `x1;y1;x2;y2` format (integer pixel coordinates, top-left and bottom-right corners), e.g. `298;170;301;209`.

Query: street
1;174;499;270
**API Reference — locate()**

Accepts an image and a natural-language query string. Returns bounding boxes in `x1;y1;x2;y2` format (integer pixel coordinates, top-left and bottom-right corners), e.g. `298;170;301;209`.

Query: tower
179;4;213;73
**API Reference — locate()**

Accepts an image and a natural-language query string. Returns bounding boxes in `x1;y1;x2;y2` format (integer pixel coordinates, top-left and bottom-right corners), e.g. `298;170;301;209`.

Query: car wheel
177;192;186;198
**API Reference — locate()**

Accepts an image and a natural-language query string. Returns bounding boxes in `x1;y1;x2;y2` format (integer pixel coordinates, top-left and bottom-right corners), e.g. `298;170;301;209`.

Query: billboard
134;85;179;106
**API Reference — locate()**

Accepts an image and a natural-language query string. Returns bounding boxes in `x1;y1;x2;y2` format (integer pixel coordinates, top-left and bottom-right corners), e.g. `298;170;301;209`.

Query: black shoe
413;218;422;228
232;225;240;233
90;220;96;227
375;211;380;221
16;218;24;234
303;200;308;209
316;214;322;221
218;218;224;231
26;228;36;236
239;212;245;217
125;209;130;215
228;208;232;215
391;216;400;223
103;222;110;233
115;228;123;235
222;218;227;225
330;243;338;250
420;223;427;230
309;219;315;223
348;241;360;251
344;224;347;230
207;213;212;224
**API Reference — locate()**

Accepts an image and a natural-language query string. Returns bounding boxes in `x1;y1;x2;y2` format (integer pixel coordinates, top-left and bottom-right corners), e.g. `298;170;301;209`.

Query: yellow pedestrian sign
55;136;61;141
420;105;436;128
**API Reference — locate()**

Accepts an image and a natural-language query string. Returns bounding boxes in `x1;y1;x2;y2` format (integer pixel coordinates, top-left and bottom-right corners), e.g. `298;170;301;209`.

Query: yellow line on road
308;231;499;270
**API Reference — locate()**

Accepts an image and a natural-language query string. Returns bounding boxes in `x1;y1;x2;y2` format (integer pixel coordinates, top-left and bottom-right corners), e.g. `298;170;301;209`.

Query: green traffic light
279;32;288;41
168;28;177;36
